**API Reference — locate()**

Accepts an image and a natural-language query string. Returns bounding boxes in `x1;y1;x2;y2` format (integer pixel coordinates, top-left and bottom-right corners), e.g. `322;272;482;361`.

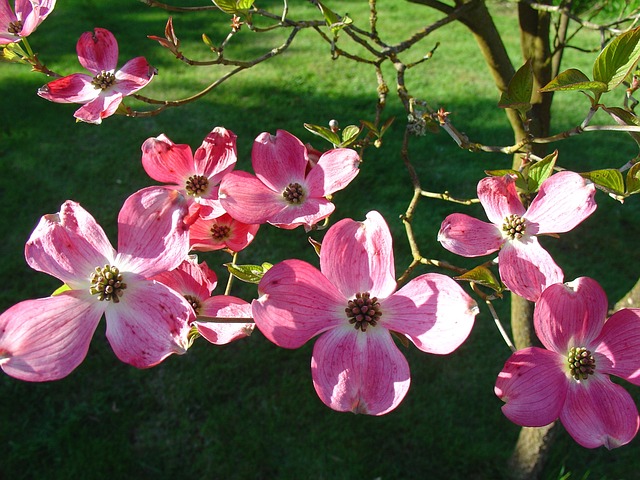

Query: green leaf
626;162;640;194
602;106;640;149
212;0;254;15
455;266;503;294
540;68;607;94
316;1;351;34
225;262;272;284
593;26;640;91
581;169;625;195
340;124;361;147
527;151;558;193
51;284;71;296
304;123;341;146
498;60;533;112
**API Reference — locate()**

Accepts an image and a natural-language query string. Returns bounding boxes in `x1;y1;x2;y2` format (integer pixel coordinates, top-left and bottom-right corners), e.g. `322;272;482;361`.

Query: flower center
567;346;596;381
282;182;305;204
502;214;527;240
89;265;127;303
210;224;230;240
91;71;116;90
8;20;23;35
345;292;382;332
185;175;209;197
184;294;202;315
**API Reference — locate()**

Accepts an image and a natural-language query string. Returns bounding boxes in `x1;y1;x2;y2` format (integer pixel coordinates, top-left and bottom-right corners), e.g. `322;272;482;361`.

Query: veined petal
311;325;411;415
193;127;237;183
438;213;504;257
18;0;41;37
267;197;334;230
320;211;396;299
383;273;477;354
495;347;567;427
0;292;103;382
105;277;193;368
560;374;639;449
305;148;360;197
525;171;597;234
114;57;155;95
141;135;195;184
189;213;259;253
26;200;115;288
535;277;608;353
37;73;97;104
116;187;189;277
478;175;526;225
0;0;17;28
77;28;118;74
73;92;123;124
252;259;345;348
252;130;307;191
498;238;564;302
196;296;253;345
218;171;286;224
595;308;640;384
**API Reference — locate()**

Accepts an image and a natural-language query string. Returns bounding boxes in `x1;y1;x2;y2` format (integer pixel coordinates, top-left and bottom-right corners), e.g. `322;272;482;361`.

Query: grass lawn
1;1;640;479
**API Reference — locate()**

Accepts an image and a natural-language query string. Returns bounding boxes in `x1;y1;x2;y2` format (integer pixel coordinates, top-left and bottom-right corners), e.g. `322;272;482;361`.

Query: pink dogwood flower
0;187;194;382
152;257;254;345
0;0;55;45
218;129;360;230
252;211;478;415
141;127;237;219
438;171;596;301
189;212;259;252
495;277;640;449
37;27;156;124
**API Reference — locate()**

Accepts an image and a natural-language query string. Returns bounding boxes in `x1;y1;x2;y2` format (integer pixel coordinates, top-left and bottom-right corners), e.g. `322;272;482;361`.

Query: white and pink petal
477;175;526;225
252;130;307;191
438;213;504;257
594;308;640;385
305;148;360;197
76;28;119;74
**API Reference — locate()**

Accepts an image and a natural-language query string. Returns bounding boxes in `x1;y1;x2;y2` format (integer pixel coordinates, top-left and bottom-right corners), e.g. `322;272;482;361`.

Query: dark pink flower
219;129;360;230
0;187;193;382
37;27;156;124
189;212;259;252
252;211;478;415
0;0;55;45
438;171;596;301
152;257;254;345
141;127;237;219
495;277;640;449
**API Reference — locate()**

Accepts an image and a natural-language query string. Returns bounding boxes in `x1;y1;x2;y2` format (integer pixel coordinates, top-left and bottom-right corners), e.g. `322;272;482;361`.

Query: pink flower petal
105;277;193;368
0;0;18;30
218;171;287;224
76;28;118;74
252;130;307;191
267;197;334;230
252;259;345;348
320;211;397;299
438;213;504;257
498;238;564;302
383;273;477;354
305;148;360;197
189;213;259;252
495;347;567;427
114;56;156;95
193;127;237;183
151;258;215;300
0;292;103;382
524;171;597;234
73;92;123;124
196;296;253;345
595;308;640;384
37;73;97;104
116;187;189;277
478;175;526;225
311;325;411;415
141;135;195;184
560;374;639;449
19;0;55;37
25;200;115;288
534;277;608;353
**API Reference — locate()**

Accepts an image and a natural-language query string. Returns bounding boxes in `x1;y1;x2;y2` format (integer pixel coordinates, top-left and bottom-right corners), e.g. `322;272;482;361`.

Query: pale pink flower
141;127;237;219
0;0;55;45
189;212;259;252
37;27;156;124
152;257;254;345
438;171;596;301
218;129;360;230
252;211;478;415
0;187;194;382
495;277;640;449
